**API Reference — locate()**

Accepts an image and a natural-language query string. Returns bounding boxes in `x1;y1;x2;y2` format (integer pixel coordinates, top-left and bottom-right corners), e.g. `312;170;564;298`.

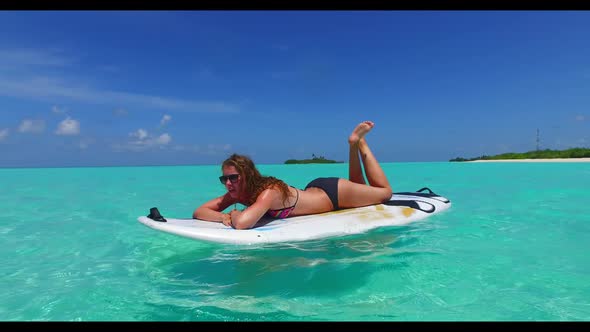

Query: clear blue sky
1;11;588;167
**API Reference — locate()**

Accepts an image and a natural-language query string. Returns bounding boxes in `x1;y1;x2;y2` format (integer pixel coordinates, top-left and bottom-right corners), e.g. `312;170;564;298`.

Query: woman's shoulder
261;180;289;191
256;187;283;200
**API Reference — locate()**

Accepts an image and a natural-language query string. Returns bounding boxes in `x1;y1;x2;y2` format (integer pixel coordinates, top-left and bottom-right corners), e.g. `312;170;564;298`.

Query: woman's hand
228;189;278;229
221;209;242;228
221;213;233;227
229;209;242;224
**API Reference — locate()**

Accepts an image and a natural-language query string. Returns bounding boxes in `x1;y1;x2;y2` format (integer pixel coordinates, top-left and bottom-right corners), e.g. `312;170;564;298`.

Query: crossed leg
338;121;393;209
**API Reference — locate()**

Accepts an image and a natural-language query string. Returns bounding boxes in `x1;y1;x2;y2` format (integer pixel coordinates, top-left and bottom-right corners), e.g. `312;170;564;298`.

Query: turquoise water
1;162;589;321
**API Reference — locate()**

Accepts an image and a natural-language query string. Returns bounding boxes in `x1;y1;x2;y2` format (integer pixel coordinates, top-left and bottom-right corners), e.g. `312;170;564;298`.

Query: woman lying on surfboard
193;121;393;229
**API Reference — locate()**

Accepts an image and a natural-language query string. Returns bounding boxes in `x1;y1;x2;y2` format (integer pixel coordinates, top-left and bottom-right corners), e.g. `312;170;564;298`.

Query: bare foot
348;121;374;144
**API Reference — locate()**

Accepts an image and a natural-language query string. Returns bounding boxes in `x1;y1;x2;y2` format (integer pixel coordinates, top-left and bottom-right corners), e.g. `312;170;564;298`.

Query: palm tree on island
284;153;342;164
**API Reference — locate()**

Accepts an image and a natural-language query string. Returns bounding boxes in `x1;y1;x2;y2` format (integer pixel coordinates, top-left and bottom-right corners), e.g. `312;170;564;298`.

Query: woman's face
220;165;242;199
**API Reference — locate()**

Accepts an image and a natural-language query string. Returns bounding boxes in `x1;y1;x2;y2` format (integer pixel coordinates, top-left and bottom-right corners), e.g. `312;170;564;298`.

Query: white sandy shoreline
468;158;590;163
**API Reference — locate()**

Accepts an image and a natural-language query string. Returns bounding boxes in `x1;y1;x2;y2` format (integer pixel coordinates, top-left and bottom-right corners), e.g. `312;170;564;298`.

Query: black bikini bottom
305;177;340;210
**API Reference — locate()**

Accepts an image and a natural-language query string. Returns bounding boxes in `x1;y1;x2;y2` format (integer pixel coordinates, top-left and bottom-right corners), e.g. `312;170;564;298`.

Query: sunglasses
219;174;240;184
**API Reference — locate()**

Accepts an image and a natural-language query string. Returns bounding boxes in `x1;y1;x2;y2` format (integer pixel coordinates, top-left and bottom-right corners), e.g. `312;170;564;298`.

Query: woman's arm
229;189;278;230
193;193;236;226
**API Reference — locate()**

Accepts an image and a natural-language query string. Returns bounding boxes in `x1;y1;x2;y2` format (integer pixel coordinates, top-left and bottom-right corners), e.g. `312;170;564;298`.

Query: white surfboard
137;188;451;245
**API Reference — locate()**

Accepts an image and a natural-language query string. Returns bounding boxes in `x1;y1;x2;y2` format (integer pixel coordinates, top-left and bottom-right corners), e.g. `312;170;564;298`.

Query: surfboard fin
147;207;167;222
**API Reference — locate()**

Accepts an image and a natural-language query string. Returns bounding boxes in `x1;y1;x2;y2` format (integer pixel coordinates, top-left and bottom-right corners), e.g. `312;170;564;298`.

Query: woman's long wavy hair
222;154;292;206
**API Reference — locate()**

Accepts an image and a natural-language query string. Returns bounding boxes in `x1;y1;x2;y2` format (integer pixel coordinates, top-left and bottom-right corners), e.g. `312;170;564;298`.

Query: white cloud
129;129;148;140
201;143;232;155
575;115;585;122
0;128;8;141
0;48;238;113
77;138;95;150
207;143;232;151
113;108;128;117
172;144;200;152
161;143;231;155
0;48;72;68
55;117;80;136
116;131;172;152
155;133;171;145
160;114;172;127
18;119;45;134
51;106;66;114
0;76;239;113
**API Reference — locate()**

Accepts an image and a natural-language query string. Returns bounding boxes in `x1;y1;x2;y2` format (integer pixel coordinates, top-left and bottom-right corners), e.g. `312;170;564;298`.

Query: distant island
285;154;343;164
450;148;590;162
